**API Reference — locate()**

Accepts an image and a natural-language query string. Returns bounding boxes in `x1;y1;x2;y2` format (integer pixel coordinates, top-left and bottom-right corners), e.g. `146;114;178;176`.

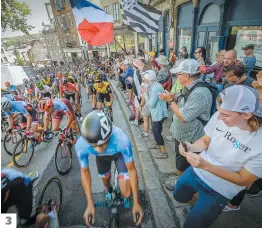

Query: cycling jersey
35;85;52;96
93;81;112;94
4;101;31;117
52;99;75;120
60;82;77;96
2;94;16;101
75;126;134;168
53;99;70;113
42;78;51;86
6;85;17;92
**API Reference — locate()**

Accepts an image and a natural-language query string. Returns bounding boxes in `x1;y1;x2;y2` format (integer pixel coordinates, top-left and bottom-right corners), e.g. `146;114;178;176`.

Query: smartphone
181;142;188;152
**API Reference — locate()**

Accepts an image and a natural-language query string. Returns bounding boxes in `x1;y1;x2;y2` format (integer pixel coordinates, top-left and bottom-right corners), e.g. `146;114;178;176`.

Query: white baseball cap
142;70;156;81
170;59;200;74
218;85;262;117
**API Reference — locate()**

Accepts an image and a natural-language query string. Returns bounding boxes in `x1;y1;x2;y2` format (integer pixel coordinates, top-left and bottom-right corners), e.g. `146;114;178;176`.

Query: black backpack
181;81;218;125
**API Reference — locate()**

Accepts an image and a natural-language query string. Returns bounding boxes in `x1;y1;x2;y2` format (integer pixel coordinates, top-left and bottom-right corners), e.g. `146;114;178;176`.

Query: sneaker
154;152;168;159
246;188;262;197
166;136;175;142
149;143;160;149
165;180;177;191
130;120;139;126
223;205;240;212
141;132;149;138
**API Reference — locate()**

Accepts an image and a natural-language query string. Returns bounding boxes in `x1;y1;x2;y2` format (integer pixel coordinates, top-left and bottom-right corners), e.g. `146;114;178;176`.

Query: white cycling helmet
1;97;12;111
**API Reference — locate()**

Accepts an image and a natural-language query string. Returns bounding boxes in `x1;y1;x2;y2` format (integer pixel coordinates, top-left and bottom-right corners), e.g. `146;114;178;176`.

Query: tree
13;49;26;66
1;0;34;35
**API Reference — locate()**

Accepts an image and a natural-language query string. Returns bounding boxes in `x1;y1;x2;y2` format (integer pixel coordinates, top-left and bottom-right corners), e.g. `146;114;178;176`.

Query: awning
63;48;82;53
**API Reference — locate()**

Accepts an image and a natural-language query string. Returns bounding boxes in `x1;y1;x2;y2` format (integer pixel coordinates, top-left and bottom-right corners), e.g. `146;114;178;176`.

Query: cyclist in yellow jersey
42;75;52;87
92;75;114;114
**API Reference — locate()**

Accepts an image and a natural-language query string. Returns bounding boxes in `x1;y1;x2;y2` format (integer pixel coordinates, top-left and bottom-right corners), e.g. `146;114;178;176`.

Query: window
178;28;192;56
104;6;109;14
3;57;8;62
200;4;220;24
64;0;69;7
54;0;63;10
1;48;4;54
113;3;119;21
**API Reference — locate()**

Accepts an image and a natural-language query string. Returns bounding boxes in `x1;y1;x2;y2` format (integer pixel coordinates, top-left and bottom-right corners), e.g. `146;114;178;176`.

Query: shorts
96;153;129;180
65;93;75;102
97;93;110;103
53;99;75;120
21;109;37;123
126;84;132;90
141;104;150;117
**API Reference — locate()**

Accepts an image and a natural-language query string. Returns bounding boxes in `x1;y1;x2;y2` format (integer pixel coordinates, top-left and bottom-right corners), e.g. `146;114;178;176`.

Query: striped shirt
170;79;213;142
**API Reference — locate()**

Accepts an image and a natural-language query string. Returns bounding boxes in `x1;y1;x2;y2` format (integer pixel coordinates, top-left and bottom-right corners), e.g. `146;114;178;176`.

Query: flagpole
114;37;128;55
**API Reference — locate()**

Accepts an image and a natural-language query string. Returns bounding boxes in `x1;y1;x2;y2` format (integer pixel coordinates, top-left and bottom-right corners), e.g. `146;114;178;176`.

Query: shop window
177;28;192;56
200;4;220;25
113;3;119;21
54;0;63;10
104;6;109;14
197;32;205;47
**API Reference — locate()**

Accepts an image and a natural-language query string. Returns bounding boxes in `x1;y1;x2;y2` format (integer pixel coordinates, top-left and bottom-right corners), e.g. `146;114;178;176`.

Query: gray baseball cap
219;85;262;117
170;59;200;74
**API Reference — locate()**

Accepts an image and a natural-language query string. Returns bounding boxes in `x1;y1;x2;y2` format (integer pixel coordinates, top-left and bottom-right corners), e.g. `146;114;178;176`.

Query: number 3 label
0;214;16;228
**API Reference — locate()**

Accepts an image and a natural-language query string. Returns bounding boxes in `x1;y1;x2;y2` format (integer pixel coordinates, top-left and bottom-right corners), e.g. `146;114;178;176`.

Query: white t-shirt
193;112;262;199
35;85;51;96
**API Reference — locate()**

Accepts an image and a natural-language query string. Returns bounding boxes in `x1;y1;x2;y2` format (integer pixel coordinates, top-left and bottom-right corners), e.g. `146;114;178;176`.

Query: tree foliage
13;49;26;66
1;0;34;35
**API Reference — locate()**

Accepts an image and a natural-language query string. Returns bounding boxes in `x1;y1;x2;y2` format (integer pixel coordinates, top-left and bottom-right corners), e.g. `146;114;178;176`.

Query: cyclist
4;81;18;95
24;79;35;103
1;97;42;132
59;78;82;121
1;88;16;101
42;75;52;87
39;98;80;135
92;75;114;120
1;168;39;221
75;111;144;226
35;81;52;102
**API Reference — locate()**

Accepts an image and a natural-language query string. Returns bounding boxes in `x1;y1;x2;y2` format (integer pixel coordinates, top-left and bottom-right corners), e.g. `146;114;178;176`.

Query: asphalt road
1;85;153;227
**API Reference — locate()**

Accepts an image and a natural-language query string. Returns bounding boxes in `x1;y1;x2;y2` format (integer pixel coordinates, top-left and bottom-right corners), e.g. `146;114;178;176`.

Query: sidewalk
111;80;262;228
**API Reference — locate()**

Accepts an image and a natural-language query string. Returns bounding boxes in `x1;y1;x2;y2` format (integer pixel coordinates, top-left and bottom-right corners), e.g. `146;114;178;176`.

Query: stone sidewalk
111;80;262;228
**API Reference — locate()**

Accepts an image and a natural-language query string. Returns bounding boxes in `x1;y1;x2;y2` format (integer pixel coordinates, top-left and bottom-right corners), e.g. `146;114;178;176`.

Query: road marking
7;153;23;168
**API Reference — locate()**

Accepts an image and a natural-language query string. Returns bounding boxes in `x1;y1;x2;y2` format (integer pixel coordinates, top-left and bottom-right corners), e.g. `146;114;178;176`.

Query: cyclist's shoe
43;131;53;142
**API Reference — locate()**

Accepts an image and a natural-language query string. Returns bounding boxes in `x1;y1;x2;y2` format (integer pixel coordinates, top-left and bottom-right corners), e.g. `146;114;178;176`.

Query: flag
120;0;162;37
70;0;114;46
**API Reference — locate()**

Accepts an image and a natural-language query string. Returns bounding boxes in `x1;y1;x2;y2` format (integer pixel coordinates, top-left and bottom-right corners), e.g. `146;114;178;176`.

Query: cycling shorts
65;93;75;102
96;153;129;180
97;93;110;103
21;108;37;123
53;99;75;120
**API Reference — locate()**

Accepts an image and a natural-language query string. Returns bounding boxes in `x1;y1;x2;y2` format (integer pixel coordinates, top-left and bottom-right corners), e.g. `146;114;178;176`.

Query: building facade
49;0;83;62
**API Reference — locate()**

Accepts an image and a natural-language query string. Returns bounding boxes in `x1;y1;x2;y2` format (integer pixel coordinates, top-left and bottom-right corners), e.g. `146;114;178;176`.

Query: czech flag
70;0;114;46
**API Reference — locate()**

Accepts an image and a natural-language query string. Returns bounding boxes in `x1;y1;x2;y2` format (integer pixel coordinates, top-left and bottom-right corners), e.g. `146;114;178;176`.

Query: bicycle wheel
12;136;34;168
55;141;72;176
4;131;23;156
38;177;63;216
109;216;119;228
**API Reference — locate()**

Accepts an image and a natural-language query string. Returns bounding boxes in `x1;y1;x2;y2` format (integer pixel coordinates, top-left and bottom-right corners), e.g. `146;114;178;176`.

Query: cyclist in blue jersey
1;98;42;132
75;110;143;226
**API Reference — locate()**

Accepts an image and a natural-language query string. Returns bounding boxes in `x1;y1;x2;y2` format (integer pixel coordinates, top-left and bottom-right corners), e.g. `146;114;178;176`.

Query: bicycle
54;128;76;176
12;130;51;168
88;168;140;228
17;175;62;227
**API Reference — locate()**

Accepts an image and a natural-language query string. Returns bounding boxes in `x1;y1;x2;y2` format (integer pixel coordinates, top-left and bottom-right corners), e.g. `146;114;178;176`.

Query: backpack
183;81;220;125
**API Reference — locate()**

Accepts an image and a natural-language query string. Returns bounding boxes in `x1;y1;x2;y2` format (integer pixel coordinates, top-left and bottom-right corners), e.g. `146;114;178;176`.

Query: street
1;87;153;228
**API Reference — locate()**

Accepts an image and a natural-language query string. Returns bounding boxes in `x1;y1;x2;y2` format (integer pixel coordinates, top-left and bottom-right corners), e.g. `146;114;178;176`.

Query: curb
111;81;177;228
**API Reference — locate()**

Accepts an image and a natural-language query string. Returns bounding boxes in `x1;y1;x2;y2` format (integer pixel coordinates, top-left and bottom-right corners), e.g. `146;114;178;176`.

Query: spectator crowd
111;45;262;228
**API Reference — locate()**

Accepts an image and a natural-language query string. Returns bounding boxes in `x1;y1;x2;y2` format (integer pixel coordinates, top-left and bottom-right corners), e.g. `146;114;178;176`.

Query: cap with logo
141;70;156;81
218;85;262;117
170;59;200;74
242;44;255;50
156;55;169;65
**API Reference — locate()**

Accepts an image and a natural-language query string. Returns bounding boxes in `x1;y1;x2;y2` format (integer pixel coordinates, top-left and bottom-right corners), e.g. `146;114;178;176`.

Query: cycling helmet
23;78;29;84
68;76;75;83
62;78;68;84
4;81;11;87
36;81;44;88
81;110;112;146
1;88;7;93
94;74;102;82
1;97;12;111
39;98;53;112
